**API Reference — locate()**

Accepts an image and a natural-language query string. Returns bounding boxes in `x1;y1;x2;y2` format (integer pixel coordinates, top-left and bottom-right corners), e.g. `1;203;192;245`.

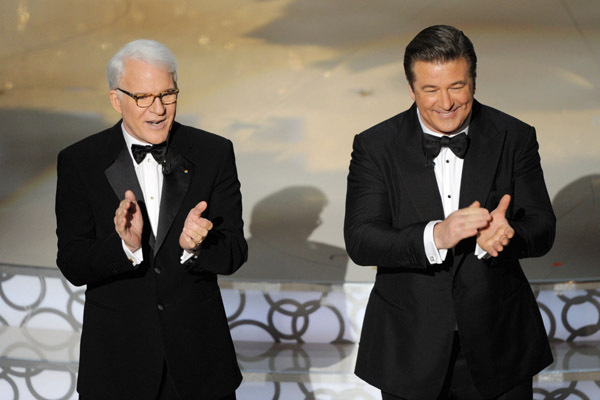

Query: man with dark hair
56;39;247;399
344;25;555;399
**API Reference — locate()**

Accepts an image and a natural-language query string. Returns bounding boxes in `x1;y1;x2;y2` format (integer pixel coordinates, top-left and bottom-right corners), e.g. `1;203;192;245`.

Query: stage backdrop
0;0;599;283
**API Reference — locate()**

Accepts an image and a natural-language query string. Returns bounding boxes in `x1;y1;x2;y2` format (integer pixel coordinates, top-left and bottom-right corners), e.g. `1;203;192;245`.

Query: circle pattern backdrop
1;265;600;399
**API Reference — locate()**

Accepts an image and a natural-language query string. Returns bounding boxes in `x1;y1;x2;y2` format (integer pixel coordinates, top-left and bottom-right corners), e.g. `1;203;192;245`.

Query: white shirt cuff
424;221;447;264
180;249;197;264
122;241;143;265
475;243;491;260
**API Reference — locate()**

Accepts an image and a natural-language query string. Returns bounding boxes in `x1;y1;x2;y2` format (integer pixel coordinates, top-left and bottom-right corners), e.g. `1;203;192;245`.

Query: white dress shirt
120;125;194;265
418;110;487;264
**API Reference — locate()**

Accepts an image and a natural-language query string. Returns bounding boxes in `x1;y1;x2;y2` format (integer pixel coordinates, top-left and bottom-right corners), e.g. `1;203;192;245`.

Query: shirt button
448;195;452;198
154;266;161;274
157;304;165;311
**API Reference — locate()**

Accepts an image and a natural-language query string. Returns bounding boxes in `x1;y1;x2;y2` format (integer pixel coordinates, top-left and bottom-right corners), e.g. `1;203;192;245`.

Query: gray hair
106;39;178;89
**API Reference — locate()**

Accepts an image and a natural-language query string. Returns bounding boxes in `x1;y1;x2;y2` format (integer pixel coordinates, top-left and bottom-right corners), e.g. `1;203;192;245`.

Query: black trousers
382;332;533;400
80;360;236;400
80;389;235;400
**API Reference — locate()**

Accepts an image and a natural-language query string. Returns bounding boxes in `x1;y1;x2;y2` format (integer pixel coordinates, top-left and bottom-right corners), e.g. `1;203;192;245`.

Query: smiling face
109;58;176;144
408;57;474;135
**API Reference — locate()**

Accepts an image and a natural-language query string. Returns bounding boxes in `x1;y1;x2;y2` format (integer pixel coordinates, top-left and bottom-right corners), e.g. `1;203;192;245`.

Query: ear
408;83;416;102
109;90;123;115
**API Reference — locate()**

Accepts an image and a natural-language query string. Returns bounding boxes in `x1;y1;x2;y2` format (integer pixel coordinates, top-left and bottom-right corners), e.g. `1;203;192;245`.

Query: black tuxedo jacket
56;121;247;400
344;101;555;399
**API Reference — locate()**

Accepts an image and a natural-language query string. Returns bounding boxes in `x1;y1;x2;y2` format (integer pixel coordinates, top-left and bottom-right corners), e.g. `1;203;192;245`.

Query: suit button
157;304;165;311
154;266;161;274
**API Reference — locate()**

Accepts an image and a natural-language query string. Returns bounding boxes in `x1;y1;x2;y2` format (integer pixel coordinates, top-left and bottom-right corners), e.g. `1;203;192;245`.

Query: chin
148;129;170;143
435;122;462;134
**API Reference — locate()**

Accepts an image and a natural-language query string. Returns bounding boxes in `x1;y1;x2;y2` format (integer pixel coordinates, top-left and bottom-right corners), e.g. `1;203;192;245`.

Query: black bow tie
131;142;167;164
422;132;469;161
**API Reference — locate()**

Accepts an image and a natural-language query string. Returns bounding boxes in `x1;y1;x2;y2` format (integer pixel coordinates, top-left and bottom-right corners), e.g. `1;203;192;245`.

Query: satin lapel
459;101;506;209
104;129;144;204
155;127;193;254
393;104;445;221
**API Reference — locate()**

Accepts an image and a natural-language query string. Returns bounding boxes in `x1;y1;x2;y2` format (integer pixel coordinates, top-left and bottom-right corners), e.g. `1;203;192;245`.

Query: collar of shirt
120;123;159;165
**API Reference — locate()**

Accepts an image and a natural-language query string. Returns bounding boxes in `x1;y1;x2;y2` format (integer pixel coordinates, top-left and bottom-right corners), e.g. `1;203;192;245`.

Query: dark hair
403;25;477;88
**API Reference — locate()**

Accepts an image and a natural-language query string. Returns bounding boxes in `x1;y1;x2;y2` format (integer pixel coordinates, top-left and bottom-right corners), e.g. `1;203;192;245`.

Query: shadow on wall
523;174;600;282
0;108;107;201
234;186;349;283
0;108;108;267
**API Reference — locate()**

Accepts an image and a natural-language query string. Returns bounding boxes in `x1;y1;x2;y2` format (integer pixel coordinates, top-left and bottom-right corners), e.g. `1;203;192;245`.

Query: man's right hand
114;190;143;252
433;201;491;250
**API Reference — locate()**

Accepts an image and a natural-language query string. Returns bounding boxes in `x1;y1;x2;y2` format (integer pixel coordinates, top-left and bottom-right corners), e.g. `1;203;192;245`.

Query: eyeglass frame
116;87;180;108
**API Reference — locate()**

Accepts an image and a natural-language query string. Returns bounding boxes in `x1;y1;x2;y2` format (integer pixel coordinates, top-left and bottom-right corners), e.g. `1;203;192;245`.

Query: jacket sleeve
498;126;556;261
55;149;137;287
344;133;429;269
185;139;248;275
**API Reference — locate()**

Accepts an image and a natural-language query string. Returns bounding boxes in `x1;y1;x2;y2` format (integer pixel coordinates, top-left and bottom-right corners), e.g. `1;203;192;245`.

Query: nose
439;89;453;110
148;96;166;114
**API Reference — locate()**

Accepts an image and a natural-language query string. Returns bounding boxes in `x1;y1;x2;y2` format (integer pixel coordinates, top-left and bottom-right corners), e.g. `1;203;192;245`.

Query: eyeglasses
117;87;179;108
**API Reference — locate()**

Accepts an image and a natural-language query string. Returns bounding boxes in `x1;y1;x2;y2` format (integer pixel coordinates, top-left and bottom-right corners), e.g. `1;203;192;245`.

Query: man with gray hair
56;39;247;399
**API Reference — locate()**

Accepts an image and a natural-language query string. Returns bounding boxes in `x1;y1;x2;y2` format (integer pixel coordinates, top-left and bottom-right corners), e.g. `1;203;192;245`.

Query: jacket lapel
459;101;506;209
104;124;144;204
155;123;193;254
394;104;445;222
104;123;154;250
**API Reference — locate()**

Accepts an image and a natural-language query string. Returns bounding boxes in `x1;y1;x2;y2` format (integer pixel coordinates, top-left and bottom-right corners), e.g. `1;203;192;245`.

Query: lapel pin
184;169;189;174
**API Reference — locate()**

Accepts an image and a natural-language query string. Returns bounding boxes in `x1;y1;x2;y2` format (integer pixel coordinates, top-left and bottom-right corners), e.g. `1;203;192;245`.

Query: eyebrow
134;88;178;97
420;80;467;90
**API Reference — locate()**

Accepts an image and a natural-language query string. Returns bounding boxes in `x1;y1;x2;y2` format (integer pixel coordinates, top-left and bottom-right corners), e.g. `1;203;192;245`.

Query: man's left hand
179;201;213;251
477;194;515;257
